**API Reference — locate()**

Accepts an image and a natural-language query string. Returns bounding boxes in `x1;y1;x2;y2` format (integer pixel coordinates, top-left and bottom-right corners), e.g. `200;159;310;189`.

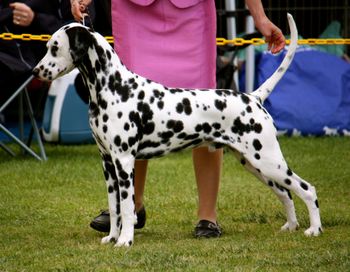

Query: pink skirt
111;0;216;89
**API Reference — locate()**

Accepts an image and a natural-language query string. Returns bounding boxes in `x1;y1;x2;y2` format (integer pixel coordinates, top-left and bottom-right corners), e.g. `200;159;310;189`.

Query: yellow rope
1;32;350;46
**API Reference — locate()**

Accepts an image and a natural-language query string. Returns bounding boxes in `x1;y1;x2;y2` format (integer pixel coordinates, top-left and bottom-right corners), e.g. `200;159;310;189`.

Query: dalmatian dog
33;13;322;247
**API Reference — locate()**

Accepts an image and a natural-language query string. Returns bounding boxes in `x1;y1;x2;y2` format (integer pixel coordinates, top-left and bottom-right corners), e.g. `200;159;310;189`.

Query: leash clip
82;14;94;31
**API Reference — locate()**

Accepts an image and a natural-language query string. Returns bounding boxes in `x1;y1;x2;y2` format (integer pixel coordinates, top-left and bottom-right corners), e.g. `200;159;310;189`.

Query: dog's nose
32;68;39;77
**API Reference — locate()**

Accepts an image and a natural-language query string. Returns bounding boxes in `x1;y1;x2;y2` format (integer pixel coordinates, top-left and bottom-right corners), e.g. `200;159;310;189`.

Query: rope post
225;0;240;91
245;13;255;93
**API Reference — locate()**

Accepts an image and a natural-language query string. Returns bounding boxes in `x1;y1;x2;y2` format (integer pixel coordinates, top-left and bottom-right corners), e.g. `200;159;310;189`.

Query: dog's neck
77;33;136;107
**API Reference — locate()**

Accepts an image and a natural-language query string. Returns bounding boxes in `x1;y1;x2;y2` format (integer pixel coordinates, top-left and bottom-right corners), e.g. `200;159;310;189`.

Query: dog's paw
280;221;299;232
101;235;118;245
304;226;323;237
115;237;133;247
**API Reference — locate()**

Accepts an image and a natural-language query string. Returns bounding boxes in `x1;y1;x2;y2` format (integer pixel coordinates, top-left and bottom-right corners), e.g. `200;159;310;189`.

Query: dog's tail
251;13;298;103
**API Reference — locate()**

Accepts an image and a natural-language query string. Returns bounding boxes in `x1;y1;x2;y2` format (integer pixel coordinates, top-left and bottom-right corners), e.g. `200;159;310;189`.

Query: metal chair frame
0;75;47;161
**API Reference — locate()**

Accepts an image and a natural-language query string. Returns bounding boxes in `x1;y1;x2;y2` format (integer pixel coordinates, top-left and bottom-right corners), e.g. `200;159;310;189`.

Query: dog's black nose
32;68;39;77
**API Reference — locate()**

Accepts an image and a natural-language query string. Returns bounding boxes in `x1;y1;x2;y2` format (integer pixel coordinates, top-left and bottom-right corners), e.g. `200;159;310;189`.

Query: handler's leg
134;160;148;213
193;147;223;237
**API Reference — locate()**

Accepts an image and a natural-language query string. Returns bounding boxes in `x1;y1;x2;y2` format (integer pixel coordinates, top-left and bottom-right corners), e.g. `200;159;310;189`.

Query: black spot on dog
195;124;202;132
252;139;262;151
157;101;164;110
202;123;212;134
122;143;128;151
253;123;263;133
159;131;174;143
138;140;161;151
98;97;108;110
176;103;184;114
231;117;251;136
241;94;250;104
89;102;100;118
124;123;130;131
169;88;184;94
119;170;129;180
300;182;308;191
212;123;221;130
114;135;121;146
315;199;319;208
128;136;137;147
138;91;145;100
284;179;292;185
214;99;227;111
176;98;192;115
121;191;128;200
167;120;184;133
143;122;155;135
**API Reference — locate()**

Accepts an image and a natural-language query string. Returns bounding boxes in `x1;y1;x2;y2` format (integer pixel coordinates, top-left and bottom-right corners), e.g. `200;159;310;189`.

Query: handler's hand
255;17;286;54
71;0;92;22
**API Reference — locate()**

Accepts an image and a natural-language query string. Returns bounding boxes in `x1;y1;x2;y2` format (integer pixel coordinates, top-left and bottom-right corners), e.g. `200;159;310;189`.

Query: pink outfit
111;0;216;89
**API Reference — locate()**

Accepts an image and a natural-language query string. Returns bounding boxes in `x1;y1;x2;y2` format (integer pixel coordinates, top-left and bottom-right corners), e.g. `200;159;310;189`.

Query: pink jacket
128;0;204;8
112;0;216;89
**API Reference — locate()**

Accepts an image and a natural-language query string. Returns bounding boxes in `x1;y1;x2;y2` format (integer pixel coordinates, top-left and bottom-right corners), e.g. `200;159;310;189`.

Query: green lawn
0;136;349;271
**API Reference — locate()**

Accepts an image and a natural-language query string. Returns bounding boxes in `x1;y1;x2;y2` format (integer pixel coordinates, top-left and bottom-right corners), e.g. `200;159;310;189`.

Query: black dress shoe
134;206;146;229
194;220;222;238
90;207;147;232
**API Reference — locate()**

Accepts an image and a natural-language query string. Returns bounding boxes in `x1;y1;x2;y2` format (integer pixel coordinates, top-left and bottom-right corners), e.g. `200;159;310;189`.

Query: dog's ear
66;26;94;64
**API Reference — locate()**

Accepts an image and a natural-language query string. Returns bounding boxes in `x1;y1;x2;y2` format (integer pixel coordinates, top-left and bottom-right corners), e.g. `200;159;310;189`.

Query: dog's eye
51;45;59;57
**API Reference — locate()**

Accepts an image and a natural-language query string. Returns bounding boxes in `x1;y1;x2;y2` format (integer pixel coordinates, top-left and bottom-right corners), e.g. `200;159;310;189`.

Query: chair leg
23;88;47;161
0;74;47;161
19;91;25;155
0;140;16;156
0;123;43;161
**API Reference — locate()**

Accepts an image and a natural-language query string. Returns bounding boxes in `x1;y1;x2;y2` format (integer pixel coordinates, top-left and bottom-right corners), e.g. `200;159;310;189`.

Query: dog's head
33;23;93;81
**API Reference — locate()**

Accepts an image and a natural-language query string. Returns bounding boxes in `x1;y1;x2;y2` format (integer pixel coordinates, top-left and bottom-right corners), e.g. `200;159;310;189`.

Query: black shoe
90;207;147;232
194;220;222;238
135;206;146;229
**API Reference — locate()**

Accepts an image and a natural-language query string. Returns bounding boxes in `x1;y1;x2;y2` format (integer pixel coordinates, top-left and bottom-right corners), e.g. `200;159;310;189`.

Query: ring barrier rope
1;32;350;46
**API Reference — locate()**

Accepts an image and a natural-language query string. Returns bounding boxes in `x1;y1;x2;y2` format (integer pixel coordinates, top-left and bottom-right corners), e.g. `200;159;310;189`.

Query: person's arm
245;0;285;54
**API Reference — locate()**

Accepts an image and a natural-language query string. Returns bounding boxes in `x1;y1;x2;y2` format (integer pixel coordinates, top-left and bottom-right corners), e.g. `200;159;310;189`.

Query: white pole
225;0;239;91
245;14;255;93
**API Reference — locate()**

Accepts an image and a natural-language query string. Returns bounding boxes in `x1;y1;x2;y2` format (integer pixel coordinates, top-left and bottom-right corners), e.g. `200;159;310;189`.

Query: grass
0;136;349;271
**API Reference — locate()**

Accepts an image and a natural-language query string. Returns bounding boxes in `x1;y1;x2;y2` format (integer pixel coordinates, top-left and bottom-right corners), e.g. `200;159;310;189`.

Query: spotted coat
33;14;322;247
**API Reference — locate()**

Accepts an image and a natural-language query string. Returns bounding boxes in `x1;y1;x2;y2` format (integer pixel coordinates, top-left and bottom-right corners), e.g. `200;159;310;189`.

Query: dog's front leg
113;154;136;247
100;153;122;244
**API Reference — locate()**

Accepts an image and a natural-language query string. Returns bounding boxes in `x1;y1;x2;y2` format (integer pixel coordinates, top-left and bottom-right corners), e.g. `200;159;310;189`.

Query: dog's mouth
32;65;69;82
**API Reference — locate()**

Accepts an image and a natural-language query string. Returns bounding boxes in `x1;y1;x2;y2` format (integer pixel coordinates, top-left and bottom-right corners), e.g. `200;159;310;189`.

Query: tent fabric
240;48;350;136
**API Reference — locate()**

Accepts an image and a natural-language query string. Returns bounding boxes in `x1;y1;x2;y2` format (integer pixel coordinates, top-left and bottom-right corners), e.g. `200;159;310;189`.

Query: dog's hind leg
288;172;323;236
245;148;322;236
232;150;299;231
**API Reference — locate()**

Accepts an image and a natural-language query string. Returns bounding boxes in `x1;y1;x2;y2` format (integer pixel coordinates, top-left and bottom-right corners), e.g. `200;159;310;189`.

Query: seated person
0;0;74;119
